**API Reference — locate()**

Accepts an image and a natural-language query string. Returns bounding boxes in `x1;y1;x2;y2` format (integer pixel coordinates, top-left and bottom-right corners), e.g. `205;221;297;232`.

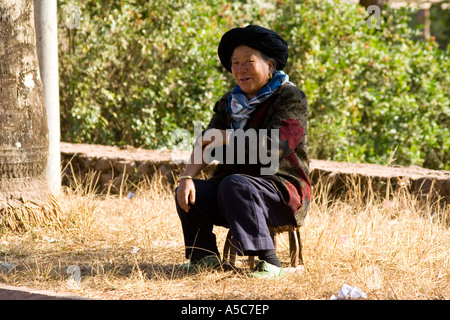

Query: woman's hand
176;129;229;212
176;178;196;212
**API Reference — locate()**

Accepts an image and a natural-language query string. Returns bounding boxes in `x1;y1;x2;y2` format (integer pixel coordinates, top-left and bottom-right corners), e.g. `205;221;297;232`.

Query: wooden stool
223;228;303;268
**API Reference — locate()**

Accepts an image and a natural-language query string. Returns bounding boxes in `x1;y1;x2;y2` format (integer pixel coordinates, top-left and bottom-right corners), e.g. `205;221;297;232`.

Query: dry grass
0;172;449;300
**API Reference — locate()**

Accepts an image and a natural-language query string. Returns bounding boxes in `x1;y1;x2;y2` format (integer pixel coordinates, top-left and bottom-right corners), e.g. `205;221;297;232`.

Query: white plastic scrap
0;262;16;272
330;284;368;300
130;246;140;254
43;236;57;243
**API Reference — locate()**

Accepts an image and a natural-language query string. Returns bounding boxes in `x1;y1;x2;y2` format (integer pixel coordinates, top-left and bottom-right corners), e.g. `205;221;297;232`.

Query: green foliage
58;0;449;169
273;1;449;169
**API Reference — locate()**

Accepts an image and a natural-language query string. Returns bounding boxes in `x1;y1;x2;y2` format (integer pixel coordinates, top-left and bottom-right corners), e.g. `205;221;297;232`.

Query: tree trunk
359;0;387;9
0;0;50;209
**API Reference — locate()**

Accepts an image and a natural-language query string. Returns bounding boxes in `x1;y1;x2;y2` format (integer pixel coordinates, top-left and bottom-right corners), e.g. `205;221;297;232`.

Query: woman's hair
260;52;278;75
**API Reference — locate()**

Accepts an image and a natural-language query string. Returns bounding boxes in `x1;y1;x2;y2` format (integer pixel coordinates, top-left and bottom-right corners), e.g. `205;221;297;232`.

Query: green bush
273;1;449;169
58;0;449;169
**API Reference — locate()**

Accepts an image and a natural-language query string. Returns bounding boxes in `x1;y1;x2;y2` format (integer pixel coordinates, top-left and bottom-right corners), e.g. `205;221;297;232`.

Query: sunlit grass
0;172;449;299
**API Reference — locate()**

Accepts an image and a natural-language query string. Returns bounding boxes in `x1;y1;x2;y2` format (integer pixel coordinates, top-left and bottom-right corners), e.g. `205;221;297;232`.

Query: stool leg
248;256;255;269
289;231;299;268
271;232;277;251
296;230;304;266
223;231;230;261
223;231;236;266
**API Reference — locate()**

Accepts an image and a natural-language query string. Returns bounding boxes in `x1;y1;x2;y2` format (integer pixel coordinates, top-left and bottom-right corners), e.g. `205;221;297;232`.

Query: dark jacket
205;83;311;229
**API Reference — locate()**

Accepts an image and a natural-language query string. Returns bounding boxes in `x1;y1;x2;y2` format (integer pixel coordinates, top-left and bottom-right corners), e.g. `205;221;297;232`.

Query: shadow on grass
0;254;245;284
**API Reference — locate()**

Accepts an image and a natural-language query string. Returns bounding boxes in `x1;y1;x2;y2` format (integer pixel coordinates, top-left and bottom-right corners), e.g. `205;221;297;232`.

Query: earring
269;73;273;79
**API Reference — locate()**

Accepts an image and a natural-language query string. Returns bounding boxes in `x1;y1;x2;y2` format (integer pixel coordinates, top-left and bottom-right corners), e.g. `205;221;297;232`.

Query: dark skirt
175;173;296;261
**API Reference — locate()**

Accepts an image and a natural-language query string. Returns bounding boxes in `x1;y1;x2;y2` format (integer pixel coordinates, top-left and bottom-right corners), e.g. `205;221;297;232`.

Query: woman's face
231;45;274;99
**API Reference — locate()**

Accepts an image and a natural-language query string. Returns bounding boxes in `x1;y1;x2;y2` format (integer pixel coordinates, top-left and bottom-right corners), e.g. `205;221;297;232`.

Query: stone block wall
60;142;450;206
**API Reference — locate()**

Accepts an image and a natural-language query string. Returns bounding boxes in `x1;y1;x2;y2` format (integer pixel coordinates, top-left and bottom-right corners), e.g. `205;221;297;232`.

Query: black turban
218;25;288;73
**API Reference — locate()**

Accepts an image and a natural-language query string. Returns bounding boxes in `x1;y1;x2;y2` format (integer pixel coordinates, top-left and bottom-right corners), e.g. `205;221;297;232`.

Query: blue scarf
227;71;293;129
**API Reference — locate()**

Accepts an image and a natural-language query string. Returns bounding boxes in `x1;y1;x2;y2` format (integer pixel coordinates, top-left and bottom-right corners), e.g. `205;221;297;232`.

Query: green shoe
248;261;285;279
180;255;221;273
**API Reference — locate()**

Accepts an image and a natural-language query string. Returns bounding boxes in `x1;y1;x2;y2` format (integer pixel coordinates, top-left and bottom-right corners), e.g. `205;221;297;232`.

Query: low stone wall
60;142;450;205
